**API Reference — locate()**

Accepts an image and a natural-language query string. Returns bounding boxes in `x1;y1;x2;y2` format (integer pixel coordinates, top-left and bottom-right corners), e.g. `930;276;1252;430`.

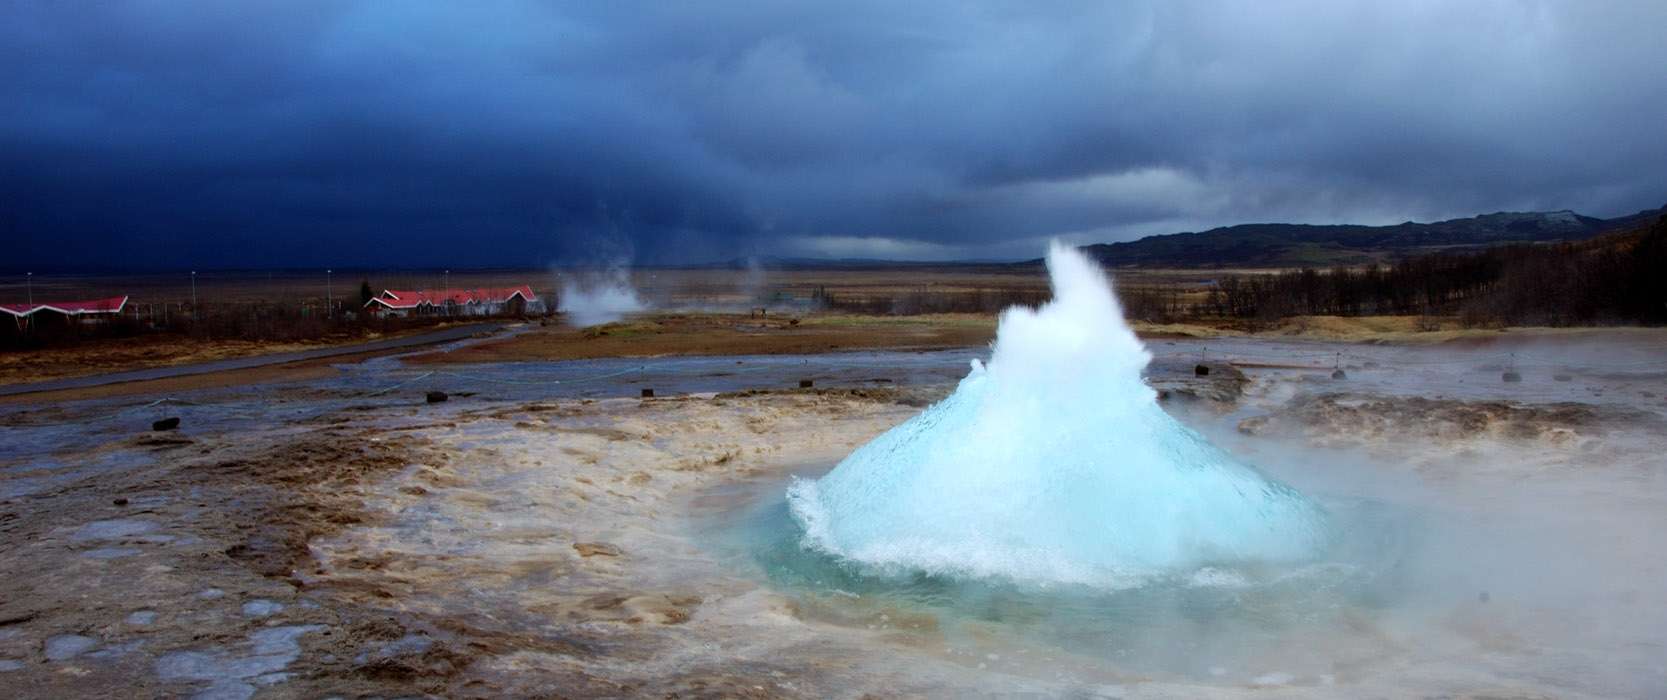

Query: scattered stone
1150;361;1249;405
156;625;321;700
198;588;226;600
127;611;158;626
152;417;181;431
573;542;622;557
45;634;99;661
242;600;284;618
426;391;448;404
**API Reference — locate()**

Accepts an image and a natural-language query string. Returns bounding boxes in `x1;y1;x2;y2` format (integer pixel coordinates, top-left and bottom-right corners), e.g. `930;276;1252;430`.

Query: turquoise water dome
788;243;1328;587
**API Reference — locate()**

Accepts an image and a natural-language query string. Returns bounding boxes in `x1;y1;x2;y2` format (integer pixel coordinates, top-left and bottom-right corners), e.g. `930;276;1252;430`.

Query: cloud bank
3;1;1664;267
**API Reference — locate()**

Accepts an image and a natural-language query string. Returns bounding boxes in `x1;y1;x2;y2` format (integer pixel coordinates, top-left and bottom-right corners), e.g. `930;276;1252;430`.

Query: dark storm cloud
3;1;1665;267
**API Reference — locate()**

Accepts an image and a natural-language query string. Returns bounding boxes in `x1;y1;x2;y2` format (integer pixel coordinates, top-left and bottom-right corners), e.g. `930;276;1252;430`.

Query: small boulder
1502;371;1522;383
1194;364;1210;377
151;417;180;431
426;391;448;403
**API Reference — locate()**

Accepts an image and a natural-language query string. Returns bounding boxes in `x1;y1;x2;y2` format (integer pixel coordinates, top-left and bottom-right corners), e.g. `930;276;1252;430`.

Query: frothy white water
558;268;646;327
788;242;1329;586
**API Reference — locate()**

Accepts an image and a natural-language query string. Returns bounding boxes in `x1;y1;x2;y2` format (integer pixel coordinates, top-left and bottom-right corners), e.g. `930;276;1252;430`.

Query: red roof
367;286;536;310
0;296;129;318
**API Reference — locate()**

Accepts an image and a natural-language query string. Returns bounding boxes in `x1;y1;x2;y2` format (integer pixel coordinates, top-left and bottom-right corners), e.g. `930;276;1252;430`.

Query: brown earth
0;325;456;387
0;348;401;406
407;313;998;365
0;387;956;697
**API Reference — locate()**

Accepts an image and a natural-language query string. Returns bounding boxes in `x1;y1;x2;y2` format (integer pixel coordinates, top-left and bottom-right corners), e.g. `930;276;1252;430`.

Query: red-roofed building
2;296;129;328
364;286;542;317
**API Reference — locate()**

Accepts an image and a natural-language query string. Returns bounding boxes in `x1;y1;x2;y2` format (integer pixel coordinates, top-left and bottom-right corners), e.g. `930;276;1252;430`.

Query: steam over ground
556;267;647;327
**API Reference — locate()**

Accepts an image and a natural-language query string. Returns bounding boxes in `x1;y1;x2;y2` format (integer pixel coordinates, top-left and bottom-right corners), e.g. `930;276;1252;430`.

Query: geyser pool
787;242;1329;587
727;491;1413;680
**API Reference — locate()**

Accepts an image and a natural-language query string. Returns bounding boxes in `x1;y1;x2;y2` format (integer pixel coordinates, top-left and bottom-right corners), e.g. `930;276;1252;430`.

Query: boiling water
787;242;1328;587
729;486;1418;680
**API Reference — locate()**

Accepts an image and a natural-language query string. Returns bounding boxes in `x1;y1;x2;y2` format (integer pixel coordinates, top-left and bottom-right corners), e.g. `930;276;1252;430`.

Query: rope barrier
432;364;646;386
365;371;436;397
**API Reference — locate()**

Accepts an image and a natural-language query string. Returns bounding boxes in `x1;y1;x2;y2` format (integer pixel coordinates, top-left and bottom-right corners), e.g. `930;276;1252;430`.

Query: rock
1331;369;1347;380
152;417;180;431
799;379;814;388
573;542;622;557
640;388;654;398
1502;371;1522;383
45;634;98;661
426;391;448;403
127;610;158;626
112;497;129;506
1194;364;1210;376
241;600;284;618
353;633;469;679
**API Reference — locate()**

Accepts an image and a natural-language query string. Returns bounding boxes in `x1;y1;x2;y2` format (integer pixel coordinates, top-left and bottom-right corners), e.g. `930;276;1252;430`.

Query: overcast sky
3;1;1665;268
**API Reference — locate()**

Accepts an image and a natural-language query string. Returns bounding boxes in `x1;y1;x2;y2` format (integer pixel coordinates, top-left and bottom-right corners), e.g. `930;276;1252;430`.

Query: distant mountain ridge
1069;204;1667;268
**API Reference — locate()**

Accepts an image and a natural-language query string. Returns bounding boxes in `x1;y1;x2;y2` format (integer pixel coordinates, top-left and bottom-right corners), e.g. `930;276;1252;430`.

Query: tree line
1199;215;1667;326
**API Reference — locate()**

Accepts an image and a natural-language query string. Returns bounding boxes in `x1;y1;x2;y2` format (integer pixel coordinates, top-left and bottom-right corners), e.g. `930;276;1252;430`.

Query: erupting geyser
788;242;1328;586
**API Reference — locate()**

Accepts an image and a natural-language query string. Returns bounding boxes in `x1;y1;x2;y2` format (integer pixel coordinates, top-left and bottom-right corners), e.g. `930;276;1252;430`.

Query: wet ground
0;334;1663;697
